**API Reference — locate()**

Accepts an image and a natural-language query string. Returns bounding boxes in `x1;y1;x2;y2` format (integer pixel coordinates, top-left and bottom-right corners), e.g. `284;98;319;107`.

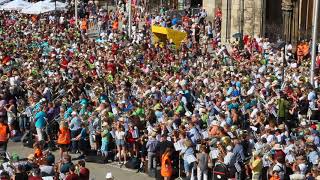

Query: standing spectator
101;122;111;158
146;132;159;172
34;107;47;142
250;151;263;180
76;122;90;159
115;125;126;165
196;145;209;180
57;121;71;160
181;140;194;179
160;148;173;180
69;111;82;154
0;117;10;152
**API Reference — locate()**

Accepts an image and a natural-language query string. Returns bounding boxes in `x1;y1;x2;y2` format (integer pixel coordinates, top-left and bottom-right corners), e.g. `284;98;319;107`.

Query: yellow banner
151;25;187;48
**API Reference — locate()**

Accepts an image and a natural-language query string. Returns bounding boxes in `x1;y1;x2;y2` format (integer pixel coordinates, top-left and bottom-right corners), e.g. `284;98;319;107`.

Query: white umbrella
21;0;66;14
0;0;31;11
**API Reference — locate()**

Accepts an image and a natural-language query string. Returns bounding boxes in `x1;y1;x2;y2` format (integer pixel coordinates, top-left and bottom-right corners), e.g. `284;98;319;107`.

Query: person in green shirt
277;93;289;124
101;122;110;157
250;151;263;180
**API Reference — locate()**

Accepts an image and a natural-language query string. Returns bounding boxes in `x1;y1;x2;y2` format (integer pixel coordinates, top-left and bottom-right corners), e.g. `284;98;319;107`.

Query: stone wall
219;0;264;43
202;0;222;23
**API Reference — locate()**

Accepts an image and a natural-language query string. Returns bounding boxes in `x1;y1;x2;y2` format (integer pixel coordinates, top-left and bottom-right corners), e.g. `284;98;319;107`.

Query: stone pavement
7;141;153;180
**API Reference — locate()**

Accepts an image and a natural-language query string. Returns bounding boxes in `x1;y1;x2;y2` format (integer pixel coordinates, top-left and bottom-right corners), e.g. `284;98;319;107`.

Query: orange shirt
0;123;9;142
57;128;71;145
112;21;119;30
161;153;172;177
34;148;43;158
81;19;87;30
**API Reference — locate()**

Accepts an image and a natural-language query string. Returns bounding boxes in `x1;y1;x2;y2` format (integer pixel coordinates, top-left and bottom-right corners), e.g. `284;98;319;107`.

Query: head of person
63;154;71;163
68;164;76;174
31;168;41;177
78;160;86;168
0;171;9;180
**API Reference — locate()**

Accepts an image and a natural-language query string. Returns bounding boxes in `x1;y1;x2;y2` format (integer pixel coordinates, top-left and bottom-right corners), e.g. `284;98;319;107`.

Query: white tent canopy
0;0;32;11
21;0;66;14
0;0;10;5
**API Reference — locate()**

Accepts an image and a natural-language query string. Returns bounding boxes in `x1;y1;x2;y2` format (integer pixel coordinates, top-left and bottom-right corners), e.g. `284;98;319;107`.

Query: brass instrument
221;136;231;147
1;75;8;81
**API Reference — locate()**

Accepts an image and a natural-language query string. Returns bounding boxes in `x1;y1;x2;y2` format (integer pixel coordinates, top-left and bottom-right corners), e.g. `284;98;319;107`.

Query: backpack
213;163;230;180
125;157;141;169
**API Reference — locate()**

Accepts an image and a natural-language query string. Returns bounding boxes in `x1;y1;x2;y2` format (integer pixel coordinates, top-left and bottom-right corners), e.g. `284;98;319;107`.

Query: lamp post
128;0;132;38
75;0;78;27
275;41;286;86
310;0;319;86
239;0;244;49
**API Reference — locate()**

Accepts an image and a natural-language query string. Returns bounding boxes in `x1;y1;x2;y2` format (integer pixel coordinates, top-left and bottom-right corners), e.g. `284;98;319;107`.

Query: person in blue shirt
231;84;240;97
228;98;239;111
172;16;179;26
76;122;89;159
187;122;201;144
35;109;47;141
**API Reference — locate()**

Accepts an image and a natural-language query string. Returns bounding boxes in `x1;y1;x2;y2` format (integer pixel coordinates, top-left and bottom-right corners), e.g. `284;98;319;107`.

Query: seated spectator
28;168;43;180
65;165;79;180
12;164;28;180
40;159;54;177
60;154;73;174
78;160;90;180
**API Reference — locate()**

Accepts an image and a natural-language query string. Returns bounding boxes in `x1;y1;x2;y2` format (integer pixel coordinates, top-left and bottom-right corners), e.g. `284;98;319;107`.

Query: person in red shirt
65;165;79;180
78;160;90;180
28;168;43;180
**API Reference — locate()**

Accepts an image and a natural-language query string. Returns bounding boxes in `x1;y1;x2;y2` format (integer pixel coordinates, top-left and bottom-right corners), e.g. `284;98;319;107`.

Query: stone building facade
204;0;317;44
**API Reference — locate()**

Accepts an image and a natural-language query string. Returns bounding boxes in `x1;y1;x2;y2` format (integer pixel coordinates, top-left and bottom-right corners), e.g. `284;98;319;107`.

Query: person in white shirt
115;125;127;165
224;145;234;166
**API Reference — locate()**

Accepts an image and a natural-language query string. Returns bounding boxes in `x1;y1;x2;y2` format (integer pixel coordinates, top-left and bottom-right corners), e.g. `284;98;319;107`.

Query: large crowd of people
0;0;320;180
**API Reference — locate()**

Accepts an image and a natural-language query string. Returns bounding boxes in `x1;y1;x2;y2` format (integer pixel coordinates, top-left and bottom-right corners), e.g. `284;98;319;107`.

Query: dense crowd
0;0;320;180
